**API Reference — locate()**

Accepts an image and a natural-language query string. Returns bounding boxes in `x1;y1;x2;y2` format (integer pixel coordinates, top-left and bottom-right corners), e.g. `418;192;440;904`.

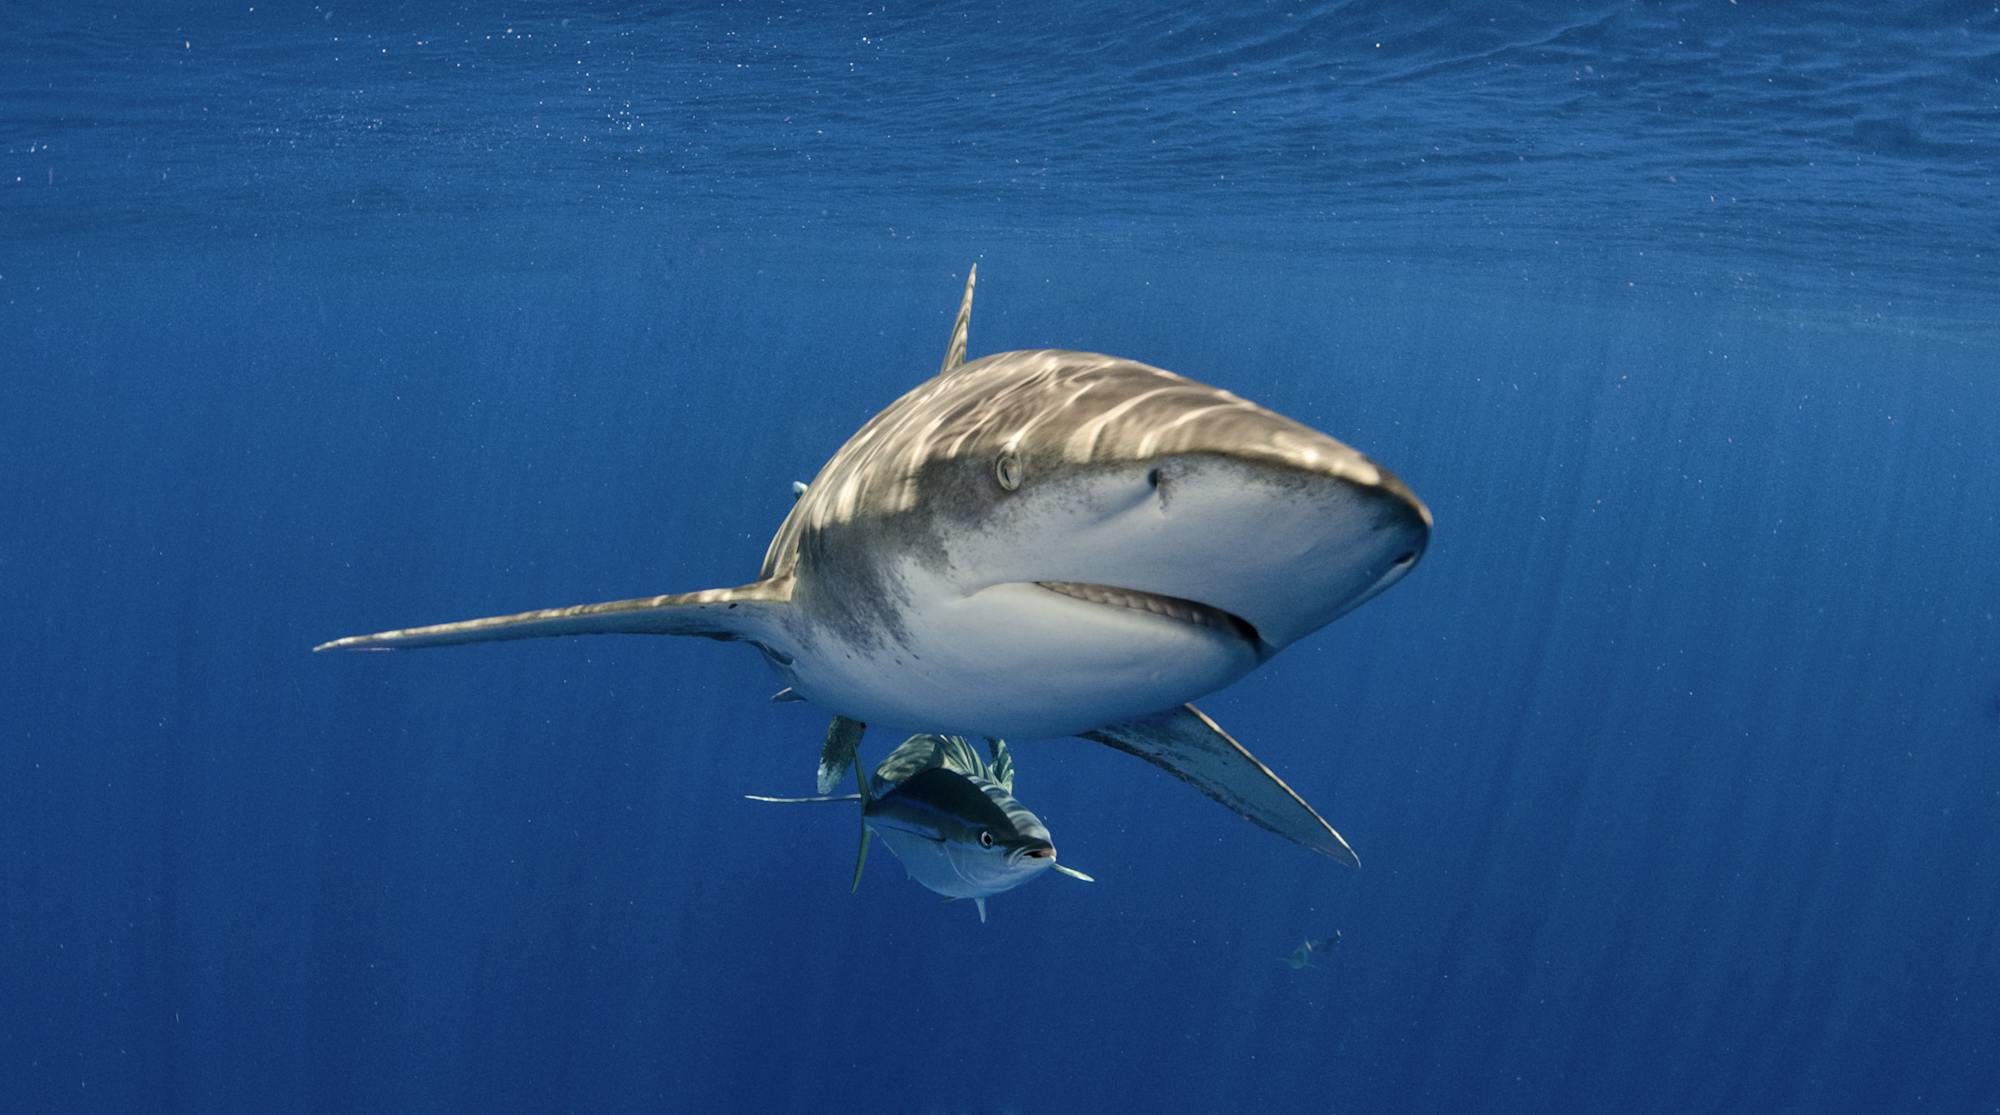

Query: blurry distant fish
316;267;1430;866
749;732;1092;922
1282;930;1342;970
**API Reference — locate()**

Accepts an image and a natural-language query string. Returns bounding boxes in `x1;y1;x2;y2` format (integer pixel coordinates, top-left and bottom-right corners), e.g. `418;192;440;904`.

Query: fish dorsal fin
984;737;1015;793
872;733;957;785
937;264;977;375
1081;704;1359;867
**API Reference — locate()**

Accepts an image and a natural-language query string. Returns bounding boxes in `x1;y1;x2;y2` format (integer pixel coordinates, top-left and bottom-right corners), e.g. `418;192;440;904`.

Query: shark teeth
1035;581;1256;642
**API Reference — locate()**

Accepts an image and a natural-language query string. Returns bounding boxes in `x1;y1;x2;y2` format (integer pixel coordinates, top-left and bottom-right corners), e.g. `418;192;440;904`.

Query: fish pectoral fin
975;897;988;923
850;824;874;894
770;686;806;703
1051;863;1096;883
818;717;865;795
850;755;874;894
743;794;863;804
314;577;795;652
1082;704;1360;867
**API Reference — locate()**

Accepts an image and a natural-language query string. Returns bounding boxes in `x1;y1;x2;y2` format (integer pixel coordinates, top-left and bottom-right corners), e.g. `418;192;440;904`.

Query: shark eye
978;830;996;848
994;451;1022;492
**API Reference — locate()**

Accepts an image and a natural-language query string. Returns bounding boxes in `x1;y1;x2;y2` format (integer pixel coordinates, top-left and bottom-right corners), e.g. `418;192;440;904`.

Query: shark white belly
776;568;1260;740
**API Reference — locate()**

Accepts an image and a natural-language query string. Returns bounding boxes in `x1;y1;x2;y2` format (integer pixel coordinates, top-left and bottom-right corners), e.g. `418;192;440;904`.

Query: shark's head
883;351;1431;656
764;343;1430;736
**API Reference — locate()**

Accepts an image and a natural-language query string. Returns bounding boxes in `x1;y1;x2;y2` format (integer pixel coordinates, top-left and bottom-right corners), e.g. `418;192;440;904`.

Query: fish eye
978;830;996;848
994;451;1022;492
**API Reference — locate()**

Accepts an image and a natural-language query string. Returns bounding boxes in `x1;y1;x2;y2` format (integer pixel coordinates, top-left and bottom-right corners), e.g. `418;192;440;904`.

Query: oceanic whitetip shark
748;733;1092;923
317;267;1431;866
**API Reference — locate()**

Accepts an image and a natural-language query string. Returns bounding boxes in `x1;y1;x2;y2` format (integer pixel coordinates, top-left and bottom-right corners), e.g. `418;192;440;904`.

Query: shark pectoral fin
313;578;795;652
817;716;865;795
1051;863;1095;883
1082;705;1360;868
938;264;977;375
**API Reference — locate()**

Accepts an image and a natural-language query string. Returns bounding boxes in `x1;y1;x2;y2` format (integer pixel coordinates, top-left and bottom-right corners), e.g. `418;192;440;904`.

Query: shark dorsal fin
938;264;977;375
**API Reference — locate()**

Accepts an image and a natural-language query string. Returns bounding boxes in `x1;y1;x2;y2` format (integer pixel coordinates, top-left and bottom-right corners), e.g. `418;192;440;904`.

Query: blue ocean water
4;3;1997;1111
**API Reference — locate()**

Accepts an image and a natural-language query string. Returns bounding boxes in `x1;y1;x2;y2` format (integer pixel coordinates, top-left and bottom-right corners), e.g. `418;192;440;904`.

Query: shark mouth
1035;581;1258;644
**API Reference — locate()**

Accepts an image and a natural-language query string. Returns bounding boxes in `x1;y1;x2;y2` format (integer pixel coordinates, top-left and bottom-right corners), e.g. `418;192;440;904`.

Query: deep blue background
5;4;1998;1112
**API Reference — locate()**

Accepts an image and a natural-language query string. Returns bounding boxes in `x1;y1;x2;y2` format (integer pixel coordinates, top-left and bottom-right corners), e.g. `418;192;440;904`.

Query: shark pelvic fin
1082;704;1360;867
313;577;795;652
818;716;865;795
937;264;976;375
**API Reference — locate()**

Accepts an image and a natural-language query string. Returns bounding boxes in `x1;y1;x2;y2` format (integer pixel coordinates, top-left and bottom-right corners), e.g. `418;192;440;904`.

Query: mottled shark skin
317;267;1432;866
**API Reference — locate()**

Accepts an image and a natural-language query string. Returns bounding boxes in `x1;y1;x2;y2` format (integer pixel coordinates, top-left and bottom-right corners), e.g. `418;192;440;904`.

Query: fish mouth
1035;581;1259;644
1024;847;1056;860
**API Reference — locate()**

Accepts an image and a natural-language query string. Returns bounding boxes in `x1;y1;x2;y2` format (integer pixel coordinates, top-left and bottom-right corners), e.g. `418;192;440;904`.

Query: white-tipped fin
1082;705;1359;867
818;716;865;795
1051;863;1095;883
314;578;793;652
938;264;976;375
